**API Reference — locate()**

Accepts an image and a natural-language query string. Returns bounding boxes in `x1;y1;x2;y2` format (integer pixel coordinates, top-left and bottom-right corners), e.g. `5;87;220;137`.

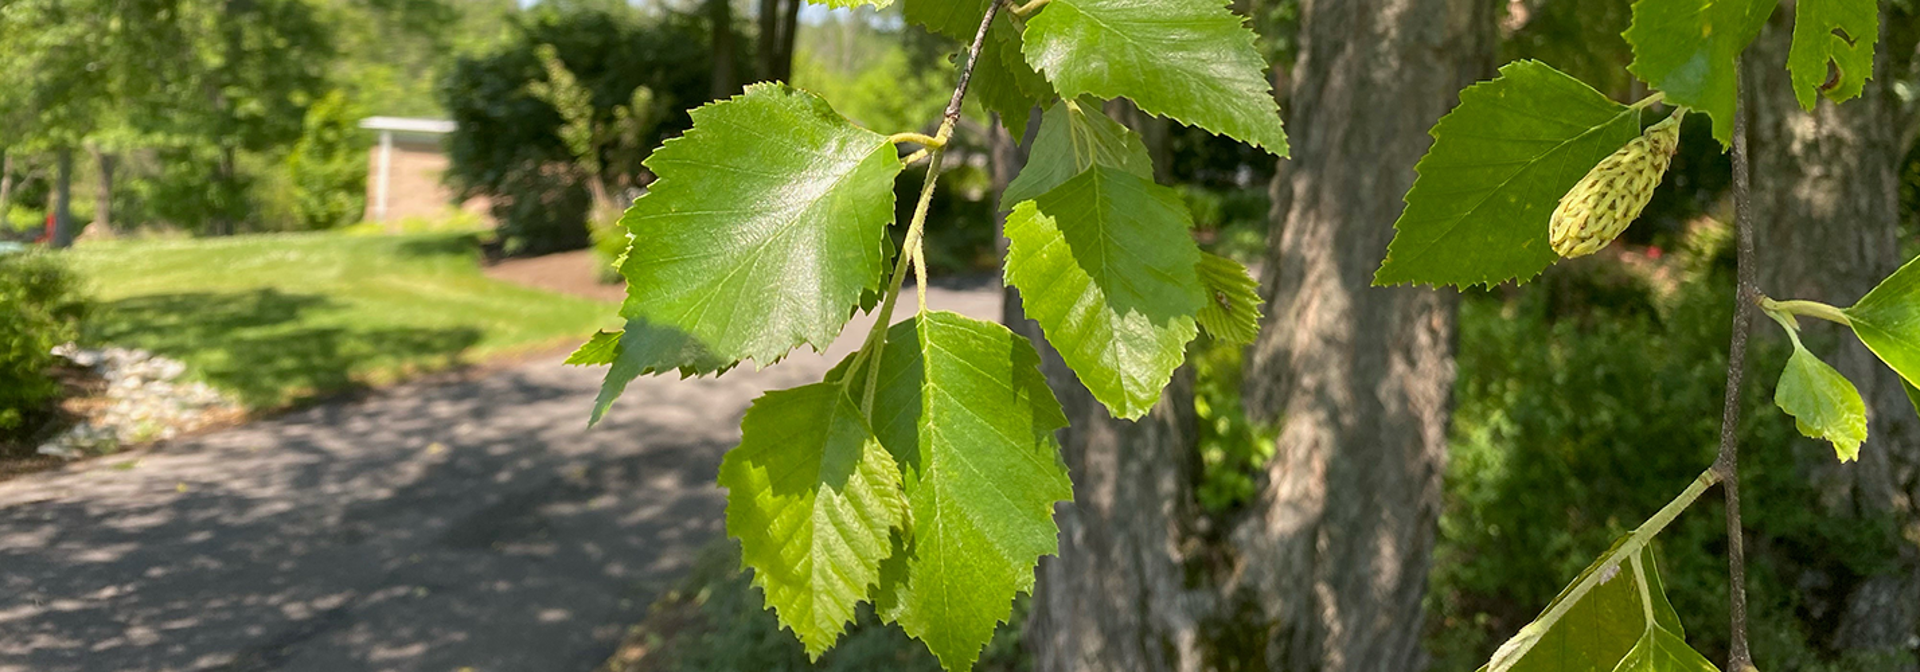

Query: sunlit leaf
590;318;734;425
1774;338;1868;462
617;83;901;367
1787;0;1880;109
564;330;621;366
853;312;1072;670
1623;0;1774;147
718;383;909;658
1003;98;1154;208
1845;255;1920;395
1023;0;1288;156
1195;252;1263;346
1005;165;1206;419
1375;60;1642;288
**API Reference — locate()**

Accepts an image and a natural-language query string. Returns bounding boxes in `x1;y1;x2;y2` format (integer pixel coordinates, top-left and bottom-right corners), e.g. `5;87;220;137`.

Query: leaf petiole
843;1;1005;413
1006;0;1049;18
889;132;946;148
1628;91;1667;110
1760;296;1852;327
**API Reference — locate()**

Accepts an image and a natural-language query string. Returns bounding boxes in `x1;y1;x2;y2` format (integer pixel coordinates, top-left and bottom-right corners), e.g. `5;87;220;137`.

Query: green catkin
1549;110;1685;258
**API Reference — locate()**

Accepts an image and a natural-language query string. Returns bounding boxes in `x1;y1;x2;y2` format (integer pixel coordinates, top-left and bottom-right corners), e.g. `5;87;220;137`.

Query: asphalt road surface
0;282;1000;672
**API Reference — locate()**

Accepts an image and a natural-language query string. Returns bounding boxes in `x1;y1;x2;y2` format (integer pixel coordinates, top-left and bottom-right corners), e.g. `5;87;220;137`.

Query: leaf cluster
573;1;1286;668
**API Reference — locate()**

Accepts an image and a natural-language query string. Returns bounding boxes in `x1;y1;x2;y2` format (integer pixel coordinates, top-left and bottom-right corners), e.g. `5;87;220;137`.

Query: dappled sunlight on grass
63;233;616;408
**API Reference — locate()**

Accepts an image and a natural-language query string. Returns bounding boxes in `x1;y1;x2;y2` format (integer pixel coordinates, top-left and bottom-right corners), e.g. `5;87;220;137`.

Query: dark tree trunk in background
51;148;74;248
211;145;239;236
1745;0;1920;659
757;0;800;83
91;147;115;234
0;149;13;222
709;0;738;99
1021;1;1495;670
1240;0;1490;668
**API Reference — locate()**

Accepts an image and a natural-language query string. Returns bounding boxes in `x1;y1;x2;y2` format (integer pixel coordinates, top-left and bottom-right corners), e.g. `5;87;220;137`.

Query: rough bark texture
1745;1;1920;661
1239;1;1488;668
1022;2;1494;670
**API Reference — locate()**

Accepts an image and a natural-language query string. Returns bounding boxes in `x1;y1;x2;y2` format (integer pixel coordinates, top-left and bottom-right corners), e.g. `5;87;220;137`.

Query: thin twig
842;1;1004;412
1716;58;1758;672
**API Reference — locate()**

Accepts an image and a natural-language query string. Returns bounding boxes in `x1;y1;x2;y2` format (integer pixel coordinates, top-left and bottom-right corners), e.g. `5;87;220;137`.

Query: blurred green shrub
1428;225;1913;671
286;90;372;231
1191;337;1277;513
0;251;86;438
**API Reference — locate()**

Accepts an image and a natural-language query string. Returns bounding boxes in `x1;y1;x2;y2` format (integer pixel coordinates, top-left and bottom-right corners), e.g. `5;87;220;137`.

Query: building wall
364;134;491;229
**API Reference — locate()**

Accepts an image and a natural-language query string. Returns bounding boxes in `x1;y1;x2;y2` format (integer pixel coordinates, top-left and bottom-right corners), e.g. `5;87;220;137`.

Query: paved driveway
0;283;999;672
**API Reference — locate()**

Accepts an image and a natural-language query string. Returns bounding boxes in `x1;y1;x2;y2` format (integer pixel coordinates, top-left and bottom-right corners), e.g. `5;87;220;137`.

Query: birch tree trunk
1023;1;1496;670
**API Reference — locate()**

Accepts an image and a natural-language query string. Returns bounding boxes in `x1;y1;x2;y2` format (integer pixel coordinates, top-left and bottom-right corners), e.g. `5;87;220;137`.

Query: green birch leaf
1482;544;1690;672
902;0;992;39
1196;252;1263;346
1845;248;1920;395
1775;338;1868;462
807;0;893;7
1788;0;1880;109
565;330;622;366
1005;165;1206;420
857;312;1072;670
618;82;901;367
1374;60;1643;288
1003;98;1155;207
1023;0;1289;156
1903;378;1920;421
590;317;734;426
1612;627;1722;672
718;383;909;659
1624;0;1774;147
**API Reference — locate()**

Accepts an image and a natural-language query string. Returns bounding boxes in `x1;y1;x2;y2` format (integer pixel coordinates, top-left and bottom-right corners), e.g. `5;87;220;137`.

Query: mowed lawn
65;232;616;409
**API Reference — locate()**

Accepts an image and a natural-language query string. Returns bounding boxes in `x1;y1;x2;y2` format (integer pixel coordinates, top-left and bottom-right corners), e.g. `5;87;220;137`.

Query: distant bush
1429;226;1913;671
0;251;86;439
286;90;372;231
439;7;732;255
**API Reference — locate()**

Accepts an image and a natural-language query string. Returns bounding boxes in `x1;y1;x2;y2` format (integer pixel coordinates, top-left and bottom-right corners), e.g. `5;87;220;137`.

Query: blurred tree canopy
440;6;728;254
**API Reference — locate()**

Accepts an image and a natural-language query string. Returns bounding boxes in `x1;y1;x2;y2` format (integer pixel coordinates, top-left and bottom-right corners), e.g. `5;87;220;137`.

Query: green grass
64;232;616;409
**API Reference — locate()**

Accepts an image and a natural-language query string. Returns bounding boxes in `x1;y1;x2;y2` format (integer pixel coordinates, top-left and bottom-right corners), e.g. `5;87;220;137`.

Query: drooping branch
1715;59;1758;672
845;1;1004;412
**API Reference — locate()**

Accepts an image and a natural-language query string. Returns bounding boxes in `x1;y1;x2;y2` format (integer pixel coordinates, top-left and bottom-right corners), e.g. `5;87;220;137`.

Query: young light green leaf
1775;338;1868;462
1482;544;1687;672
618;82;901;367
1845;255;1920;393
718;383;909;659
590;317;735;426
1196;252;1263;346
1624;0;1774;147
1788;0;1880;110
1005;165;1206;420
565;330;622;367
902;0;992;39
856;312;1072;670
1375;60;1643;288
807;0;893;7
1023;0;1288;156
1003;98;1155;208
